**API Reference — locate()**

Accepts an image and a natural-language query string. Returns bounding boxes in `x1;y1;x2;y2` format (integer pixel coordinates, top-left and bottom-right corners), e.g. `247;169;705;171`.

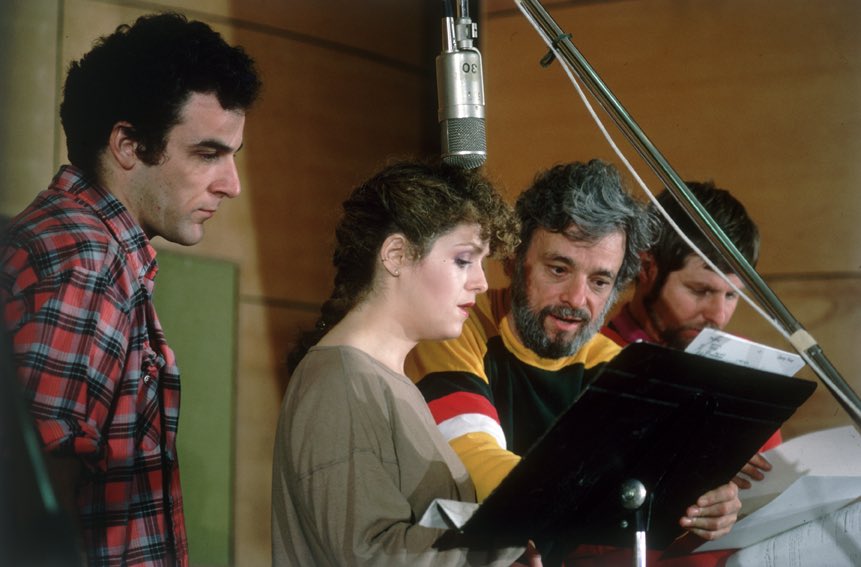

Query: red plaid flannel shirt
1;166;188;566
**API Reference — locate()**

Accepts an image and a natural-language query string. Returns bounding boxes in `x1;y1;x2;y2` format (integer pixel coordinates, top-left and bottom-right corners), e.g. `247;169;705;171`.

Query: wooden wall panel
234;302;317;567
0;0;59;214
162;0;432;66
481;0;861;275
231;0;433;66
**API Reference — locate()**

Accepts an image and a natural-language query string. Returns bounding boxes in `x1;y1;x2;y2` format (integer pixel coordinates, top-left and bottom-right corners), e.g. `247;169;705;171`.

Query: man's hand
678;482;740;541
732;452;773;489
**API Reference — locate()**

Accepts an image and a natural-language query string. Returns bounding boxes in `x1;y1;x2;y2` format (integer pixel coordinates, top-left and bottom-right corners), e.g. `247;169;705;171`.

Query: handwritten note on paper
685;328;805;376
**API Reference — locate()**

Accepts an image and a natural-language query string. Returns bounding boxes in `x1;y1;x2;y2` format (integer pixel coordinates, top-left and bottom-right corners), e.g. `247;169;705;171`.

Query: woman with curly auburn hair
271;160;539;566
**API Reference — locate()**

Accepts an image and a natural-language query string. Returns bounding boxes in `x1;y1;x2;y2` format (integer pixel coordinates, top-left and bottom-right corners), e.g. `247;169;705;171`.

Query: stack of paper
696;426;861;566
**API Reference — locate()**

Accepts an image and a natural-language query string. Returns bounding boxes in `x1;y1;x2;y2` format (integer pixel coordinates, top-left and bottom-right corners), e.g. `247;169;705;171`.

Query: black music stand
435;342;817;566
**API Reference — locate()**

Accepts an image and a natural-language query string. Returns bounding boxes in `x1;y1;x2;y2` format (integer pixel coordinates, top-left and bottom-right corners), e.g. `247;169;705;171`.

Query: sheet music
697;426;861;553
725;499;861;567
685;328;804;376
735;425;861;515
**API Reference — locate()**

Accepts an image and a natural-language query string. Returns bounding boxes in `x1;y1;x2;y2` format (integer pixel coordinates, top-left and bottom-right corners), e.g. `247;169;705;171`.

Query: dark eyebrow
689;282;722;292
544;252;574;267
194;139;243;154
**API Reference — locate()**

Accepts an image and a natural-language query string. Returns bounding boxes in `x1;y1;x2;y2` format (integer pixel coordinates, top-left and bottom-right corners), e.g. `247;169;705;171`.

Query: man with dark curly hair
0;12;261;566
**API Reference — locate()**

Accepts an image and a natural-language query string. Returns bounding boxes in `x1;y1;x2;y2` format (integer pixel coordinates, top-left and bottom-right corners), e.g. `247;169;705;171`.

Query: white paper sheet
697;426;861;553
685;328;805;376
734;425;861;515
418;498;478;530
725;499;861;567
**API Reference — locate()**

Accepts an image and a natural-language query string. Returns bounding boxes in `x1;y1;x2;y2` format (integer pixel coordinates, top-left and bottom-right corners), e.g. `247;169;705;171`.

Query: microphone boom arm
514;0;861;428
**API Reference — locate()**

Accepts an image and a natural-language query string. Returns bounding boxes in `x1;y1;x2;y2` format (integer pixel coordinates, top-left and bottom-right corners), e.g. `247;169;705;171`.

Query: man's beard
510;264;617;359
644;300;715;349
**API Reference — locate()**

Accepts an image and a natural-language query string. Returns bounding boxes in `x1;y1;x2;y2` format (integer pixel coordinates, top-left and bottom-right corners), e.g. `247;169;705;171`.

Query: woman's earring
382;256;400;277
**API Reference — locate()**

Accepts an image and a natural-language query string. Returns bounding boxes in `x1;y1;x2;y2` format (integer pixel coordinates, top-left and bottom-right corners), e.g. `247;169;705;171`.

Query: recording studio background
1;1;859;565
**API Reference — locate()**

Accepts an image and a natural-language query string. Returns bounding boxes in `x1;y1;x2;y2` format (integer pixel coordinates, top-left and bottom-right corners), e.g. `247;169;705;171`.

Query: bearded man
407;161;742;564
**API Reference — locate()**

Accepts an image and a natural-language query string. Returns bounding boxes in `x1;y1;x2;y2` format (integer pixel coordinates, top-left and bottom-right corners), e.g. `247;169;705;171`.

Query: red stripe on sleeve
427;391;500;425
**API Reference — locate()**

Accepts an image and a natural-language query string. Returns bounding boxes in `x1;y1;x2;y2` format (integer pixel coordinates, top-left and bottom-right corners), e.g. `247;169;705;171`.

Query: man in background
601;181;782;478
603;181;758;350
0;12;261;565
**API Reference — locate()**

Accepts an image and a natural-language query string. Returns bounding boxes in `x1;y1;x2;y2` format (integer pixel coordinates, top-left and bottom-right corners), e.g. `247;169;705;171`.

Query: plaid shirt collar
51;165;159;284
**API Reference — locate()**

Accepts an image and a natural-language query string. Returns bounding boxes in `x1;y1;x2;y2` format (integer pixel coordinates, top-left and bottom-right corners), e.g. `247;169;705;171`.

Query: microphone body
436;14;486;169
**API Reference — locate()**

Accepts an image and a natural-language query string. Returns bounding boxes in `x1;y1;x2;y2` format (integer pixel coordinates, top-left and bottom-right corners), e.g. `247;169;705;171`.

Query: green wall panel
153;250;237;567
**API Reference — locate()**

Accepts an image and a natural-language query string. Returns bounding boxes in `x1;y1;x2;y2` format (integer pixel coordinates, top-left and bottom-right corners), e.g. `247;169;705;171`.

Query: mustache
542;305;591;324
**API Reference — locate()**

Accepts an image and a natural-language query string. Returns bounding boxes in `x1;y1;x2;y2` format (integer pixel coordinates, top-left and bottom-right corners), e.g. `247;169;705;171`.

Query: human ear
107;121;139;170
638;252;658;288
380;234;407;277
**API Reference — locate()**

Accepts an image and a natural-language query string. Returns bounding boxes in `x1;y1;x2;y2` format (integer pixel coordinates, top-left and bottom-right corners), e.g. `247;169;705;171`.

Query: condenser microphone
436;5;486;169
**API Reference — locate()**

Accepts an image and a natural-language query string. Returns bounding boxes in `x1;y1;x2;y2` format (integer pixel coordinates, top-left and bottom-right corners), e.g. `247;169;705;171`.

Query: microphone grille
442;117;487;169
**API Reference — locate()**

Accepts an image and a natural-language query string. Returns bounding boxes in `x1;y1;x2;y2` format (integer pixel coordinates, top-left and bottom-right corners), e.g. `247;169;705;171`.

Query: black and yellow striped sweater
406;287;620;501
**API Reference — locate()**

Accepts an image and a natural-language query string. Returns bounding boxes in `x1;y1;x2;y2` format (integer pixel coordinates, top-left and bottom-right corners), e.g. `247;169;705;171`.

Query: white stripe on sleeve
437;413;507;450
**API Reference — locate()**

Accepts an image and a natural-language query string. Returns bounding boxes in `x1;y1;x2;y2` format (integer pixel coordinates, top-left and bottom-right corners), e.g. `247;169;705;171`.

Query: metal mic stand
513;0;861;428
620;479;649;567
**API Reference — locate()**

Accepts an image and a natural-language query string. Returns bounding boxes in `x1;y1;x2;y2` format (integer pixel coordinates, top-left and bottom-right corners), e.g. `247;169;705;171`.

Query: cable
516;5;793;343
